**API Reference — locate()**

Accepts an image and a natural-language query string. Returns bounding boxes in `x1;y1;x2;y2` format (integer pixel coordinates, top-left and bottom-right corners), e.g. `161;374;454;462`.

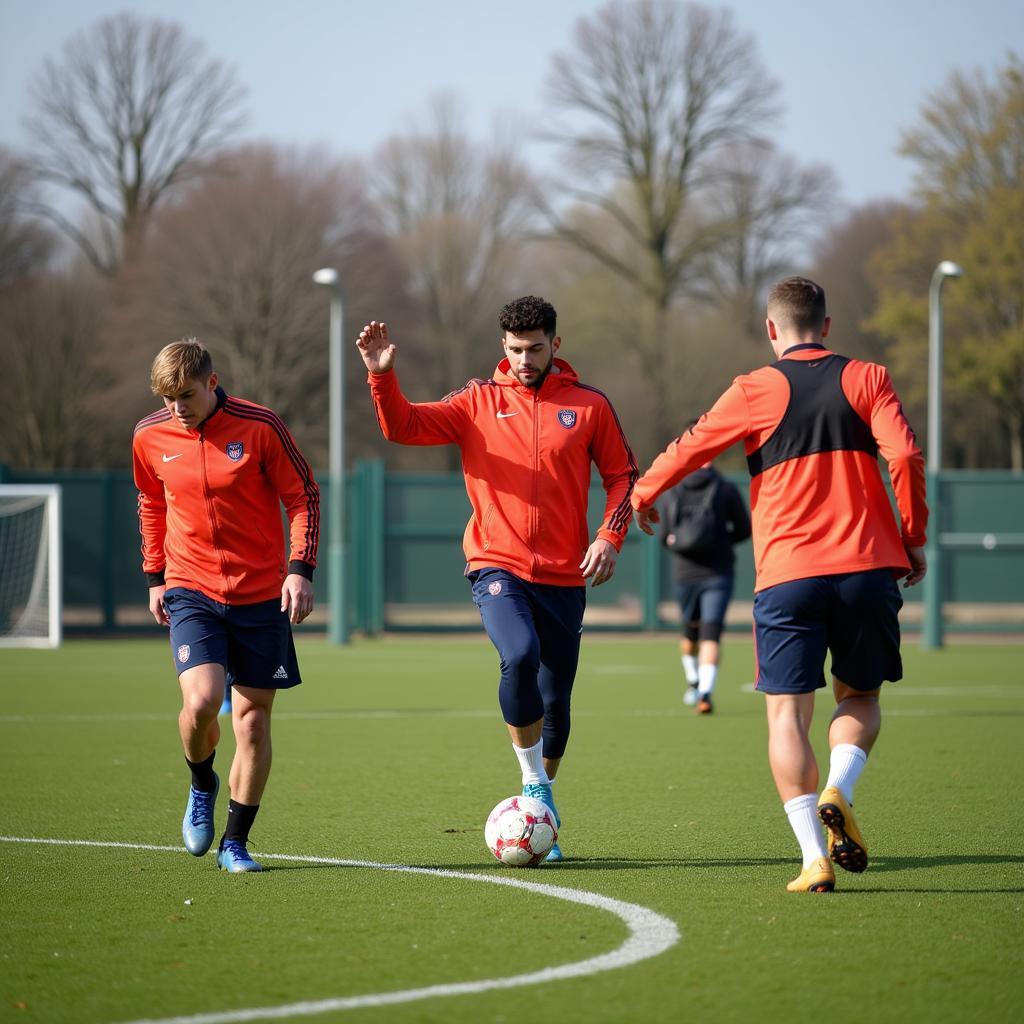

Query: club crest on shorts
226;441;244;461
177;644;190;663
488;581;503;596
558;409;577;429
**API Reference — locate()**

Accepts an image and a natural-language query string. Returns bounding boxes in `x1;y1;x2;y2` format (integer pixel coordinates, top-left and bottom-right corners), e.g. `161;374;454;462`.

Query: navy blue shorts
165;587;301;689
753;570;903;695
675;575;734;642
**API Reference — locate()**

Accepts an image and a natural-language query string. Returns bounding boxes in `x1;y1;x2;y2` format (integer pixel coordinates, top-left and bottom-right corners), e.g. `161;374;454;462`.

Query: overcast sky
1;0;1021;209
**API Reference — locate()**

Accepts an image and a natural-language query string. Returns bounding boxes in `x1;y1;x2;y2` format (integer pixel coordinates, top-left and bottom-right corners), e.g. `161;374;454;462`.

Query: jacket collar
492;356;579;391
781;342;828;357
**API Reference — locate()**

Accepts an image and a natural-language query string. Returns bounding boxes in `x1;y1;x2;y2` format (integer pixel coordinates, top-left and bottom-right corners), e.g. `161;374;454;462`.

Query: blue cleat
219;691;232;716
182;774;219;856
523;782;563;861
522;782;560;826
217;839;263;873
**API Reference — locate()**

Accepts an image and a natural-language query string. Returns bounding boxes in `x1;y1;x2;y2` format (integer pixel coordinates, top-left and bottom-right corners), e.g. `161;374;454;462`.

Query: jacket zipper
531;388;540;578
199;431;230;590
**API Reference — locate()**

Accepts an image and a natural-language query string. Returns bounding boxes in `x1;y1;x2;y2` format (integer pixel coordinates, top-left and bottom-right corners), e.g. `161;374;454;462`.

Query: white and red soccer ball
484;795;558;867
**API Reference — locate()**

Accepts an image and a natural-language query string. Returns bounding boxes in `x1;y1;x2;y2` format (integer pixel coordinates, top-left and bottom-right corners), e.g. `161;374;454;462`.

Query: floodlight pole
313;267;349;645
922;260;963;650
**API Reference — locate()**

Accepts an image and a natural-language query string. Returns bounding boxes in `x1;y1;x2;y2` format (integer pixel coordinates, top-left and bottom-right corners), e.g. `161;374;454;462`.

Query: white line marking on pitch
0;836;680;1024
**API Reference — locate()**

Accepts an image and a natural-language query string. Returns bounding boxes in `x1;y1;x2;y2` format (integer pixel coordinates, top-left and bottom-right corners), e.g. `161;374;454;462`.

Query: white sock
826;744;867;805
513;739;550;786
784;793;827;867
697;662;717;696
681;654;698;685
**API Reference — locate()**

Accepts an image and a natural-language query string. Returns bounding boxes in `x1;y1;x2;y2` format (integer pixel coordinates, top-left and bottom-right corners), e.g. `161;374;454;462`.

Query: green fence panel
2;463;1021;633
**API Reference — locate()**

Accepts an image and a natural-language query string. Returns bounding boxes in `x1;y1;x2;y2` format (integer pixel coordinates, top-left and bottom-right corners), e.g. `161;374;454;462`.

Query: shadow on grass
260;849;1024;893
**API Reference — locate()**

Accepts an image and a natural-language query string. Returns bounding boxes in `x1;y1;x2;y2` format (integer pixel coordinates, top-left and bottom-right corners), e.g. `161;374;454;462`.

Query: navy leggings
469;568;586;760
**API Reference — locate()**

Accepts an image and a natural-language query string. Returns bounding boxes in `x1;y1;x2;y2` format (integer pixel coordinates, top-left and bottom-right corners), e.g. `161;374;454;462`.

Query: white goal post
0;484;62;648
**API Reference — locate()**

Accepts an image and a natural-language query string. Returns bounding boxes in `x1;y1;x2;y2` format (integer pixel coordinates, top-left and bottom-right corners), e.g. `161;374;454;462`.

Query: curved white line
1;836;680;1024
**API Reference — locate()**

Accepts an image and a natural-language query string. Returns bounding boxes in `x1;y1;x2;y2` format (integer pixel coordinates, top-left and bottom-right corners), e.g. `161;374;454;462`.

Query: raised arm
358;320;469;446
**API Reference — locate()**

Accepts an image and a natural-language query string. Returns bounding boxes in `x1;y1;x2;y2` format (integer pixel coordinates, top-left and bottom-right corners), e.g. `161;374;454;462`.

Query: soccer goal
0;484;62;648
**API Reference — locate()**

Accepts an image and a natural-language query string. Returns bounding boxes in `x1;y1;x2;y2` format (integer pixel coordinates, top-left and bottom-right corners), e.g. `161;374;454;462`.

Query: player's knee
499;640;540;683
698;621;724;644
181;690;220;722
233;706;269;747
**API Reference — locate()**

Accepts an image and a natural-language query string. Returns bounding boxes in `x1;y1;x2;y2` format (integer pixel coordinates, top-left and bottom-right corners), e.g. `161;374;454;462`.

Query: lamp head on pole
312;267;339;290
935;260;964;281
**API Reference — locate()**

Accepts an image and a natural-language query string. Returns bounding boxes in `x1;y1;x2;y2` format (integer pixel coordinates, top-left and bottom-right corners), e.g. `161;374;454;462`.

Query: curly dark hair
498;296;557;339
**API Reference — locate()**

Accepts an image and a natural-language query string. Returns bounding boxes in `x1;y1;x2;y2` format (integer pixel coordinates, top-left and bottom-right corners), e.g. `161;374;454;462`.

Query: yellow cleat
786;856;835;892
818;786;868;873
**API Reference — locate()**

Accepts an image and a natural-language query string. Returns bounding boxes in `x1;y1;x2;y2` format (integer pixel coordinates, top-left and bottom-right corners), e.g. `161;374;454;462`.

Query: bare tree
0;148;56;287
809;200;905;364
543;0;779;439
105;144;398;468
373;96;540;413
693;143;838;336
23;13;245;275
0;274;107;469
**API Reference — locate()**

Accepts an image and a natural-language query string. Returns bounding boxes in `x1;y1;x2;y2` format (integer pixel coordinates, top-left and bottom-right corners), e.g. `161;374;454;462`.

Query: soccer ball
484;795;558;867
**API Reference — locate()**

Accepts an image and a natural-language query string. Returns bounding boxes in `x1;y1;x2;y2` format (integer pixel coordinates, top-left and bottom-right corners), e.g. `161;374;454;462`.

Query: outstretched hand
356;320;396;374
633;505;660;536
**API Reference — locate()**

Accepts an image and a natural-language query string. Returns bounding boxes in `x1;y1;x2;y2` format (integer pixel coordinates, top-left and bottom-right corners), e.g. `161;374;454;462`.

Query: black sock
185;751;216;792
221;799;259;845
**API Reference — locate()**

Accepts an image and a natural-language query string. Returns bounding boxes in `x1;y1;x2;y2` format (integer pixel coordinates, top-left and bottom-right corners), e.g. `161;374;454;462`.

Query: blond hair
150;338;214;396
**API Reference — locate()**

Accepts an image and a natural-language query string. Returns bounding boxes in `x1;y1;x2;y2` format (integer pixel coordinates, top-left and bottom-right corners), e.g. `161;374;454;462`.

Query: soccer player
357;296;637;861
133;339;319;873
656;443;750;714
632;277;928;892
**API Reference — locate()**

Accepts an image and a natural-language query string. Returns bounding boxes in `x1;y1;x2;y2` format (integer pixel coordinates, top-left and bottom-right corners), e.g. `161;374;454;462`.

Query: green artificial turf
1;636;1022;1023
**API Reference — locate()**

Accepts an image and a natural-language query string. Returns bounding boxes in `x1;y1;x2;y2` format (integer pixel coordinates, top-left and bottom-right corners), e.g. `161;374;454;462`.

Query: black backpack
666;478;720;554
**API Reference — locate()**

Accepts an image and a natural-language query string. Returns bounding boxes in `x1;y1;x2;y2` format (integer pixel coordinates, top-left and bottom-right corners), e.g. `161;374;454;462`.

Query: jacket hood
492;357;579;391
679;466;717;490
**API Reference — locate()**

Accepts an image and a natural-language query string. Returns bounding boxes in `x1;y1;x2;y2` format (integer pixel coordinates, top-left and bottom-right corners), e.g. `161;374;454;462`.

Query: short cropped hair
499;296;557;339
150;338;213;396
766;277;827;334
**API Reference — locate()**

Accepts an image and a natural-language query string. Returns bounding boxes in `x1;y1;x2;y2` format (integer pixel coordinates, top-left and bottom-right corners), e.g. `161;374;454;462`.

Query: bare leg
698;638;720;667
829;677;881;753
178;663;223;762
230;685;276;805
764;692;818;802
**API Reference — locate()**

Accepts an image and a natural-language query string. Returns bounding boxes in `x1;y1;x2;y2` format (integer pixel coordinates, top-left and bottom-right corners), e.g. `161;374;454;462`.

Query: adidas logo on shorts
273;666;288;680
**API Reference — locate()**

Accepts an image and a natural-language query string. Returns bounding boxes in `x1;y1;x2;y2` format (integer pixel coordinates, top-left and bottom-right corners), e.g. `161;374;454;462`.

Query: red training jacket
133;388;319;604
632;346;927;592
369;358;637;586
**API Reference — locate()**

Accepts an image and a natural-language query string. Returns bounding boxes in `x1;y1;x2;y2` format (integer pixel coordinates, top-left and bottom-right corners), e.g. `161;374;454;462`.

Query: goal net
0;485;62;647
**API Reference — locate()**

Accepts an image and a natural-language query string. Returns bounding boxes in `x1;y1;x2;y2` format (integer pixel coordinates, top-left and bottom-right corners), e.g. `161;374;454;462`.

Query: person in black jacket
657;449;751;714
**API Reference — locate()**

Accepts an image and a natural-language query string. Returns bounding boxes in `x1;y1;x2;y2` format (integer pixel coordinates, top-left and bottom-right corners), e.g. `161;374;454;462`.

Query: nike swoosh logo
496;411;518;419
162;454;183;462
